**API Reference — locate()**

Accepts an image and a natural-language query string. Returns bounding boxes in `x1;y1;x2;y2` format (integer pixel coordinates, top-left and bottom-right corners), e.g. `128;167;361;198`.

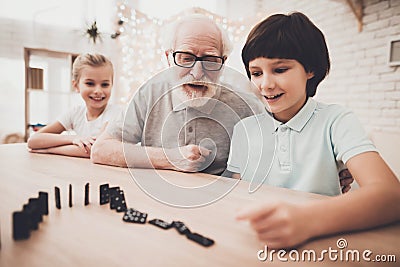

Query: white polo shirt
227;98;377;196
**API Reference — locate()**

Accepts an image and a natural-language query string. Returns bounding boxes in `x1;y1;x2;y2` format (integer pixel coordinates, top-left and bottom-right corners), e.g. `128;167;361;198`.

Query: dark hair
242;12;330;97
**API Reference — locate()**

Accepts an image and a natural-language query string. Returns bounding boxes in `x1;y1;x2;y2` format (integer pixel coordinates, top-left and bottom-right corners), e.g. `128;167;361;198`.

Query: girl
227;12;400;248
27;53;121;158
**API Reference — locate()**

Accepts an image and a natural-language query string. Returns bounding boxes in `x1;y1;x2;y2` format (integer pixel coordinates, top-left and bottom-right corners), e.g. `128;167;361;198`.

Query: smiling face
73;64;113;115
170;18;223;107
249;57;314;122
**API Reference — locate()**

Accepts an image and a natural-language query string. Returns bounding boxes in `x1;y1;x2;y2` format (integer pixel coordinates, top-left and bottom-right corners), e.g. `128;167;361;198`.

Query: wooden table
0;144;399;266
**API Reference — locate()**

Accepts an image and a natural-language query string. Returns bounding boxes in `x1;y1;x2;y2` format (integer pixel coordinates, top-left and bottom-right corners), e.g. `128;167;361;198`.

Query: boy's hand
236;202;312;249
72;136;96;154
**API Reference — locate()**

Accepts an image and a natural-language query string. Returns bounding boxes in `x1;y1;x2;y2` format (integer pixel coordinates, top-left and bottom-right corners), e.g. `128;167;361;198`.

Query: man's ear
72;80;79;92
165;51;172;67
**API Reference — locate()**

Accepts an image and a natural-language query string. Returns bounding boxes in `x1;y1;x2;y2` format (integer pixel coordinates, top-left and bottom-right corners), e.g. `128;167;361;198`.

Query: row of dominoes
10;183;214;248
99;183;214;247
12;183;89;241
54;183;90;209
12;192;49;240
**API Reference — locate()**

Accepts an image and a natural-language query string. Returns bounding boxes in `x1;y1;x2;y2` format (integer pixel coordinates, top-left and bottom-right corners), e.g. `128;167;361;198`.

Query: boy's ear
72;80;79;92
307;72;315;80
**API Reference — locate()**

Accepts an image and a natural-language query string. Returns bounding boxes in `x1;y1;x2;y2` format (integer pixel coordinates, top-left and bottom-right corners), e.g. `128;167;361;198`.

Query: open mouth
264;93;283;101
186;82;208;90
183;83;210;98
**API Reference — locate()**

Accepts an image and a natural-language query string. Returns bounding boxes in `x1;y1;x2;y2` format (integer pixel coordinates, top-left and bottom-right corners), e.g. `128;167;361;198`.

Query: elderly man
91;15;264;175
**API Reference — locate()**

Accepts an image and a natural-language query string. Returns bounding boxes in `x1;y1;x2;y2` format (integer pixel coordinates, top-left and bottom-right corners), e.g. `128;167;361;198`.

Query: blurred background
0;0;399;175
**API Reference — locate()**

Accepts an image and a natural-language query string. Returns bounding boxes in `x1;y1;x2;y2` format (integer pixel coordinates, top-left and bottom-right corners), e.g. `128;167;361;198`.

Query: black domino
84;183;89;206
55;186;61;209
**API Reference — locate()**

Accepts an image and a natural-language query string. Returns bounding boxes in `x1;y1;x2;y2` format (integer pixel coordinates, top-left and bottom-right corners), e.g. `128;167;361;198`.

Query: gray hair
161;14;233;57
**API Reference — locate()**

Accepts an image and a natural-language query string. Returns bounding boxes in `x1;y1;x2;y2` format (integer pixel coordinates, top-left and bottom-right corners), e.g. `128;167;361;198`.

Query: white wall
249;0;400;134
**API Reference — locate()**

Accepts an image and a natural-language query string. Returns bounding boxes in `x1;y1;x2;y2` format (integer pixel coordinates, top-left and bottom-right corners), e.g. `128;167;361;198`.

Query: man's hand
165;145;211;172
339;169;354;193
72;136;96;154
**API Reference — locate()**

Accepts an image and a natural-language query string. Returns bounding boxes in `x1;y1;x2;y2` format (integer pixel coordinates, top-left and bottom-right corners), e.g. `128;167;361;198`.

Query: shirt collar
172;90;186;111
272;97;317;132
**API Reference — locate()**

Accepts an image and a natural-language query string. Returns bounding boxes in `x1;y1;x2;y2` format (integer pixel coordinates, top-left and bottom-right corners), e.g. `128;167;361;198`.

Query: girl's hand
236;202;313;249
72;136;96;154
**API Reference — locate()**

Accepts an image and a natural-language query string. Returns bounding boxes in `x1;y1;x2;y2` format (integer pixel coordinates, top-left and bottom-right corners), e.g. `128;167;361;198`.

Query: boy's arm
310;151;400;234
237;151;400;248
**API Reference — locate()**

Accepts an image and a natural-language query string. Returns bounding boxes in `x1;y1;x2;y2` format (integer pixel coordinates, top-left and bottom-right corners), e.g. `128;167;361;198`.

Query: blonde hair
72;53;114;82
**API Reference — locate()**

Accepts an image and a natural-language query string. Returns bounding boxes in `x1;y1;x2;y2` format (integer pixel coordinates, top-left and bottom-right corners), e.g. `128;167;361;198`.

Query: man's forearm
91;139;173;169
90;139;127;167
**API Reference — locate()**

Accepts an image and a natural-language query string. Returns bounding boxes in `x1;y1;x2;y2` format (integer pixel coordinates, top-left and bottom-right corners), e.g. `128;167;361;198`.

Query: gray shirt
107;81;264;175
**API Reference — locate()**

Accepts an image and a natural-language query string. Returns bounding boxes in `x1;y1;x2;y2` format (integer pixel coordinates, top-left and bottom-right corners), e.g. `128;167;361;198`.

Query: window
388;38;400;67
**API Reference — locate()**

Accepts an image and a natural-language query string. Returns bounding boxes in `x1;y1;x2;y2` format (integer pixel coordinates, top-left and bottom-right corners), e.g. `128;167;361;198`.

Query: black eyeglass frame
172;51;225;71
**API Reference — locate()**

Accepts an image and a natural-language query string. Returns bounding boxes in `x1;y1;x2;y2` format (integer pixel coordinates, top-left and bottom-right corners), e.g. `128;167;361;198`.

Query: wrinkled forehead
174;19;223;54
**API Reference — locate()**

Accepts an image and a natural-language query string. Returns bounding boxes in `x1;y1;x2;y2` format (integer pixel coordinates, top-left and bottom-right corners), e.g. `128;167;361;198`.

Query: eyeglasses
172;51;225;71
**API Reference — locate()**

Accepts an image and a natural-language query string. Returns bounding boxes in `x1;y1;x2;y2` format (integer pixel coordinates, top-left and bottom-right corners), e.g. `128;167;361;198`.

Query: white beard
174;74;220;107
